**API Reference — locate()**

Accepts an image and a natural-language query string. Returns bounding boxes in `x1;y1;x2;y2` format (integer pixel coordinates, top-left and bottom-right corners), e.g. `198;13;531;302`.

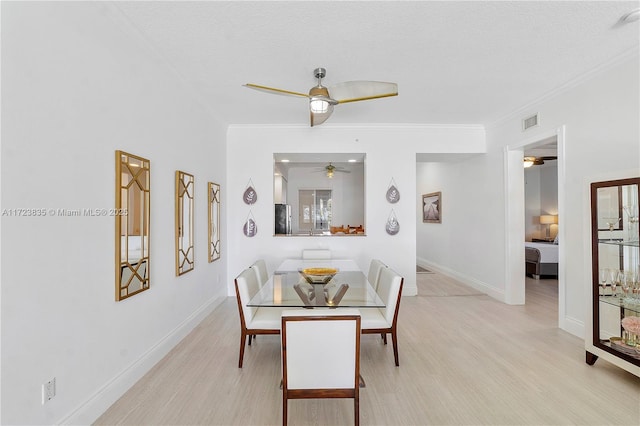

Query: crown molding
487;46;640;129
227;123;485;131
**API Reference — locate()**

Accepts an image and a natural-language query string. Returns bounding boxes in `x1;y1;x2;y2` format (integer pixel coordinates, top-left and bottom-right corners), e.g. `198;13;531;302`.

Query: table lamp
540;215;558;238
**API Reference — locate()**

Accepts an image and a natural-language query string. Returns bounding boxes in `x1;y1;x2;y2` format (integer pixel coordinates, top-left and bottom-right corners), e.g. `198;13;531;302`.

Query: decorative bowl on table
299;268;338;285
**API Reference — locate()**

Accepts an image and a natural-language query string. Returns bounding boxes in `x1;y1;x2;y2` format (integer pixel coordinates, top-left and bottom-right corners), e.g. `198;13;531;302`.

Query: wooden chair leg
391;330;399;367
383;333;387;345
239;332;247;368
355;396;360;426
248;334;252;346
282;393;288;426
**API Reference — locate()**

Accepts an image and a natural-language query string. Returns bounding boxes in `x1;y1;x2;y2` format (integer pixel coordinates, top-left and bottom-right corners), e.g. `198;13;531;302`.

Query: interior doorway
505;126;565;328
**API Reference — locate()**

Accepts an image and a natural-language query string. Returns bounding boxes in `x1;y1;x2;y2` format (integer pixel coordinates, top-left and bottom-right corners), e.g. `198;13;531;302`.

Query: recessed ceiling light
348;159;357;163
281;159;289;163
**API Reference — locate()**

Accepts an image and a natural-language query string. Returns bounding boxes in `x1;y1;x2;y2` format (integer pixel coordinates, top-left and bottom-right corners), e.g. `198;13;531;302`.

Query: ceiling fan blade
328;81;398;104
310;104;334;127
244;83;310;98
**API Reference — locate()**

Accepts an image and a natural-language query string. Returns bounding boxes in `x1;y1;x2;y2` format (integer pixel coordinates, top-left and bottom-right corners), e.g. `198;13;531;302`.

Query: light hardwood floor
96;273;640;425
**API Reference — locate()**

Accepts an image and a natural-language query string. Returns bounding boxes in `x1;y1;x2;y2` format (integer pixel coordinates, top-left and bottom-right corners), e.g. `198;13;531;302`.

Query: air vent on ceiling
522;113;539;131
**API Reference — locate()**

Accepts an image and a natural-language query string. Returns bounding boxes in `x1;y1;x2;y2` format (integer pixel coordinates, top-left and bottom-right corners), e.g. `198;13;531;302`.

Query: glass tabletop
247;270;385;308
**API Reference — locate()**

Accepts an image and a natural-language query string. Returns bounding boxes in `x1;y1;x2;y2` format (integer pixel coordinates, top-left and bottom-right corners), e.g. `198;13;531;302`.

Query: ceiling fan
244;67;398;126
315;163;350;178
523;156;557;167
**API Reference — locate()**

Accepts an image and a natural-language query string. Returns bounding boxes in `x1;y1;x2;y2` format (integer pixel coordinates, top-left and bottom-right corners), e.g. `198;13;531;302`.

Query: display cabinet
587;177;640;373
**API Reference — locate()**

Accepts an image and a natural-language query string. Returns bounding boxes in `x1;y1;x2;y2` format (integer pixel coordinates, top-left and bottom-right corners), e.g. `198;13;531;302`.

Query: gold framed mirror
115;150;150;301
176;171;195;275
208;182;221;262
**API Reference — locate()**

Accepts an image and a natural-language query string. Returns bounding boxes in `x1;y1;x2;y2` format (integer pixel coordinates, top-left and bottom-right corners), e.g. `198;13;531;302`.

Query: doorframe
504;125;566;329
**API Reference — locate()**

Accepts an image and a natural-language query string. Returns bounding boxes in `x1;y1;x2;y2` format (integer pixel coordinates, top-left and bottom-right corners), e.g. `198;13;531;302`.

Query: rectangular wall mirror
115;150;150;301
274;153;365;236
208;182;221;262
176;171;194;275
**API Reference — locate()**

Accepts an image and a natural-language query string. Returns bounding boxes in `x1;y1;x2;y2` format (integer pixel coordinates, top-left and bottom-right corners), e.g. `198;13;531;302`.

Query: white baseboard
417;257;505;301
59;296;226;425
417;258;585;338
561;315;584;339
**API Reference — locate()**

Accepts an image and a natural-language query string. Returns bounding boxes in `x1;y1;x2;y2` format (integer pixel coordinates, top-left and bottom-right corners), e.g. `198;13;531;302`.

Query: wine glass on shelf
621;271;632;302
611;269;622;297
628;271;639;301
633;271;640;302
623;204;639;242
604;218;621;241
599;268;610;296
608;268;619;297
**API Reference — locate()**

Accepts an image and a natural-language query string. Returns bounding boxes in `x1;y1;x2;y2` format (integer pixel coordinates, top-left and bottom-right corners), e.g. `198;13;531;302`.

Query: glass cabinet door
589;177;640;366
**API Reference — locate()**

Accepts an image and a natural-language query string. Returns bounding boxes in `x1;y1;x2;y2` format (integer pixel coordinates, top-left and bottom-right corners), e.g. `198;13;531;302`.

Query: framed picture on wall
422;192;441;223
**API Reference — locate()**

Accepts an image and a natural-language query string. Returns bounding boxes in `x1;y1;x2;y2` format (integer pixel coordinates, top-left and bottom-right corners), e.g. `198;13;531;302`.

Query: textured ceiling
114;1;640;127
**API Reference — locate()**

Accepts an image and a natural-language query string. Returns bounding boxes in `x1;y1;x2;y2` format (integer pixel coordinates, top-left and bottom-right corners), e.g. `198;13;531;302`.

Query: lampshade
539;215;558;225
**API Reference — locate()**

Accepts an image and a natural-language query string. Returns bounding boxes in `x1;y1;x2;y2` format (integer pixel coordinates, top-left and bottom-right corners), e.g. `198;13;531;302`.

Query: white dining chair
281;309;361;426
367;259;387;291
302;249;331;260
251;259;269;287
234;268;282;368
360;267;403;366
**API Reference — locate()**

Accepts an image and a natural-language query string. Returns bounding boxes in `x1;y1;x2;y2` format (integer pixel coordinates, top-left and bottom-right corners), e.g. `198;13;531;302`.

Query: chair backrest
302;249;331;260
281;309;360;390
367;259;387;290
234;268;260;326
376;267;403;325
251;259;269;287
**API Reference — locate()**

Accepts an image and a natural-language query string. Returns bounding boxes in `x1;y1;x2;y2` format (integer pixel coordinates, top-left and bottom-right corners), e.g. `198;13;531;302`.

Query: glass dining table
247;259;385;309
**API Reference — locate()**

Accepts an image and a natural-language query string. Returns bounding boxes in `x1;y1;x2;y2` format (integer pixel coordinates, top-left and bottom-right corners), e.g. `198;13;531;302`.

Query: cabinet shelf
598;296;640;315
598;239;639;248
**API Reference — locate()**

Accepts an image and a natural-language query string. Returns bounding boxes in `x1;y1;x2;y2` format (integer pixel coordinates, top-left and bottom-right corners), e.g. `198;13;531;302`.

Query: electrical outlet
42;378;56;404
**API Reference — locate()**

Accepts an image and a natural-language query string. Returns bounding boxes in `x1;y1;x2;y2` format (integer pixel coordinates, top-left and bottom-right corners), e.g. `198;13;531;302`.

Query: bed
525;241;558;279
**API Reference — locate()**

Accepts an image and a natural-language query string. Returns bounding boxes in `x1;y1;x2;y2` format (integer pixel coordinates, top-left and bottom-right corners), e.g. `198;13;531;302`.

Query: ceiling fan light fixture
245;67;397;127
310;98;330;113
523;157;535;168
326;169;334;178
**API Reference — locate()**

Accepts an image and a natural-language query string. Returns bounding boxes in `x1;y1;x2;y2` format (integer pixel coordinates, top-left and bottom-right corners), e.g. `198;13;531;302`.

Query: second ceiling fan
244;67;398;127
524;156;557;167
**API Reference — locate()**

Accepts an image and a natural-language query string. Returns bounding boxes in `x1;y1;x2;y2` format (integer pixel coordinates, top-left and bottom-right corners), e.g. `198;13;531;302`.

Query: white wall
226;125;486;299
1;3;227;424
495;54;640;336
416;156;508;300
415;55;639;326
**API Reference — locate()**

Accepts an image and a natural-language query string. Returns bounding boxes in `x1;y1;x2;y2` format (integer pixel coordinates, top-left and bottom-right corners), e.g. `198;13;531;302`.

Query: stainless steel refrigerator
274;204;291;235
